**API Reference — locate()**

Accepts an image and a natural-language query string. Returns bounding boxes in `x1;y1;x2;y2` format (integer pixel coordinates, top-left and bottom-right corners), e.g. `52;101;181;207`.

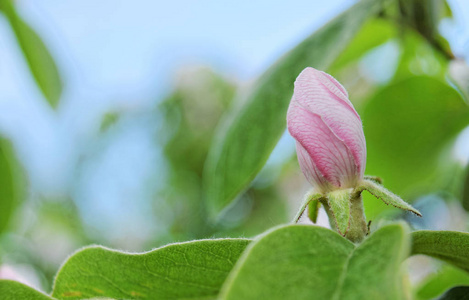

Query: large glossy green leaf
0;280;54;300
360;76;469;218
220;223;409;300
0;0;63;108
52;239;250;300
0;139;22;234
204;0;389;219
411;230;469;272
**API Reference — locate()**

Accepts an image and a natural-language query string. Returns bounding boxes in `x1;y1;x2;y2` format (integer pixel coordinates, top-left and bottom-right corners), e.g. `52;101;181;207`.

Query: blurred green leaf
397;0;454;60
360;76;469;218
416;265;469;300
214;186;288;238
0;280;54;300
462;164;469;212
0;139;22;235
220;223;409;300
394;29;448;81
158;68;237;239
99;112;120;132
162;69;235;177
204;0;390;220
437;286;469;300
330;18;396;71
0;0;63;108
411;230;469;272
52;239;250;300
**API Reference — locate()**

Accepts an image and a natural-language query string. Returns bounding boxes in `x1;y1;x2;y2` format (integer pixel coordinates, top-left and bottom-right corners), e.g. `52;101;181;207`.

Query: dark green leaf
1;0;63;108
220;223;410;300
437;286;469;300
411;230;469;272
0;280;54;300
52;239;250;300
462;164;469;212
204;0;390;219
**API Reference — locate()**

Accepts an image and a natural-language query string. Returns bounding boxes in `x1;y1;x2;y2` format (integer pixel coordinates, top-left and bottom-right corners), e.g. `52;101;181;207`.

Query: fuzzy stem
321;192;367;243
345;192;368;243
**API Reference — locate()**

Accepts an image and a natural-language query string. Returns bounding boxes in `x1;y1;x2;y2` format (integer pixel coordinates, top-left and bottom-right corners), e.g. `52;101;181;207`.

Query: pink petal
288;100;358;190
295;141;332;193
292;67;366;178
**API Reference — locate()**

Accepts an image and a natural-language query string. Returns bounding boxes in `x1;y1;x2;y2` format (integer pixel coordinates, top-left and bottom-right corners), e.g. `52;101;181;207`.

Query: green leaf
0;0;63;108
326;189;352;235
0;280;54;300
220;223;410;300
411;230;469;272
360;179;421;216
360;76;469;218
0;139;23;235
204;0;390;220
415;265;469;300
52;239;250;300
329;18;396;71
397;0;454;61
394;30;449;81
436;286;469;300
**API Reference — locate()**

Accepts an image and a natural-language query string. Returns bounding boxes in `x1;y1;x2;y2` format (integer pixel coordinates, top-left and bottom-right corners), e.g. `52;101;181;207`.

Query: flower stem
346;192;368;243
321;191;368;243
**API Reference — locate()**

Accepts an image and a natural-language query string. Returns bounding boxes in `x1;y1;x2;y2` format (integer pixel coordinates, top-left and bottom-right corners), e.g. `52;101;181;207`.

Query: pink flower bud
287;67;366;193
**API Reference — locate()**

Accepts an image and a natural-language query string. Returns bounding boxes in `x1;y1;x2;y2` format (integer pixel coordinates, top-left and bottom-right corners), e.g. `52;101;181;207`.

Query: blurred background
0;0;469;298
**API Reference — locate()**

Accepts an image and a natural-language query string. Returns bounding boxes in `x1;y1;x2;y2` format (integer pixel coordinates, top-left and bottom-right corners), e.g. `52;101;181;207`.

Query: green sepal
363;175;383;185
326;189;352;236
292;190;323;223
359;179;422;217
308;200;321;223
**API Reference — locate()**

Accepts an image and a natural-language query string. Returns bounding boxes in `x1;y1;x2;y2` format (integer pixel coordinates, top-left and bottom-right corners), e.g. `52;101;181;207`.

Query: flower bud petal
287;68;366;192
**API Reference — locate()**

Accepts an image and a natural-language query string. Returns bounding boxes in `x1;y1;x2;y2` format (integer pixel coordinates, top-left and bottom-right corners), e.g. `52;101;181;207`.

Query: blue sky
0;0;351;191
